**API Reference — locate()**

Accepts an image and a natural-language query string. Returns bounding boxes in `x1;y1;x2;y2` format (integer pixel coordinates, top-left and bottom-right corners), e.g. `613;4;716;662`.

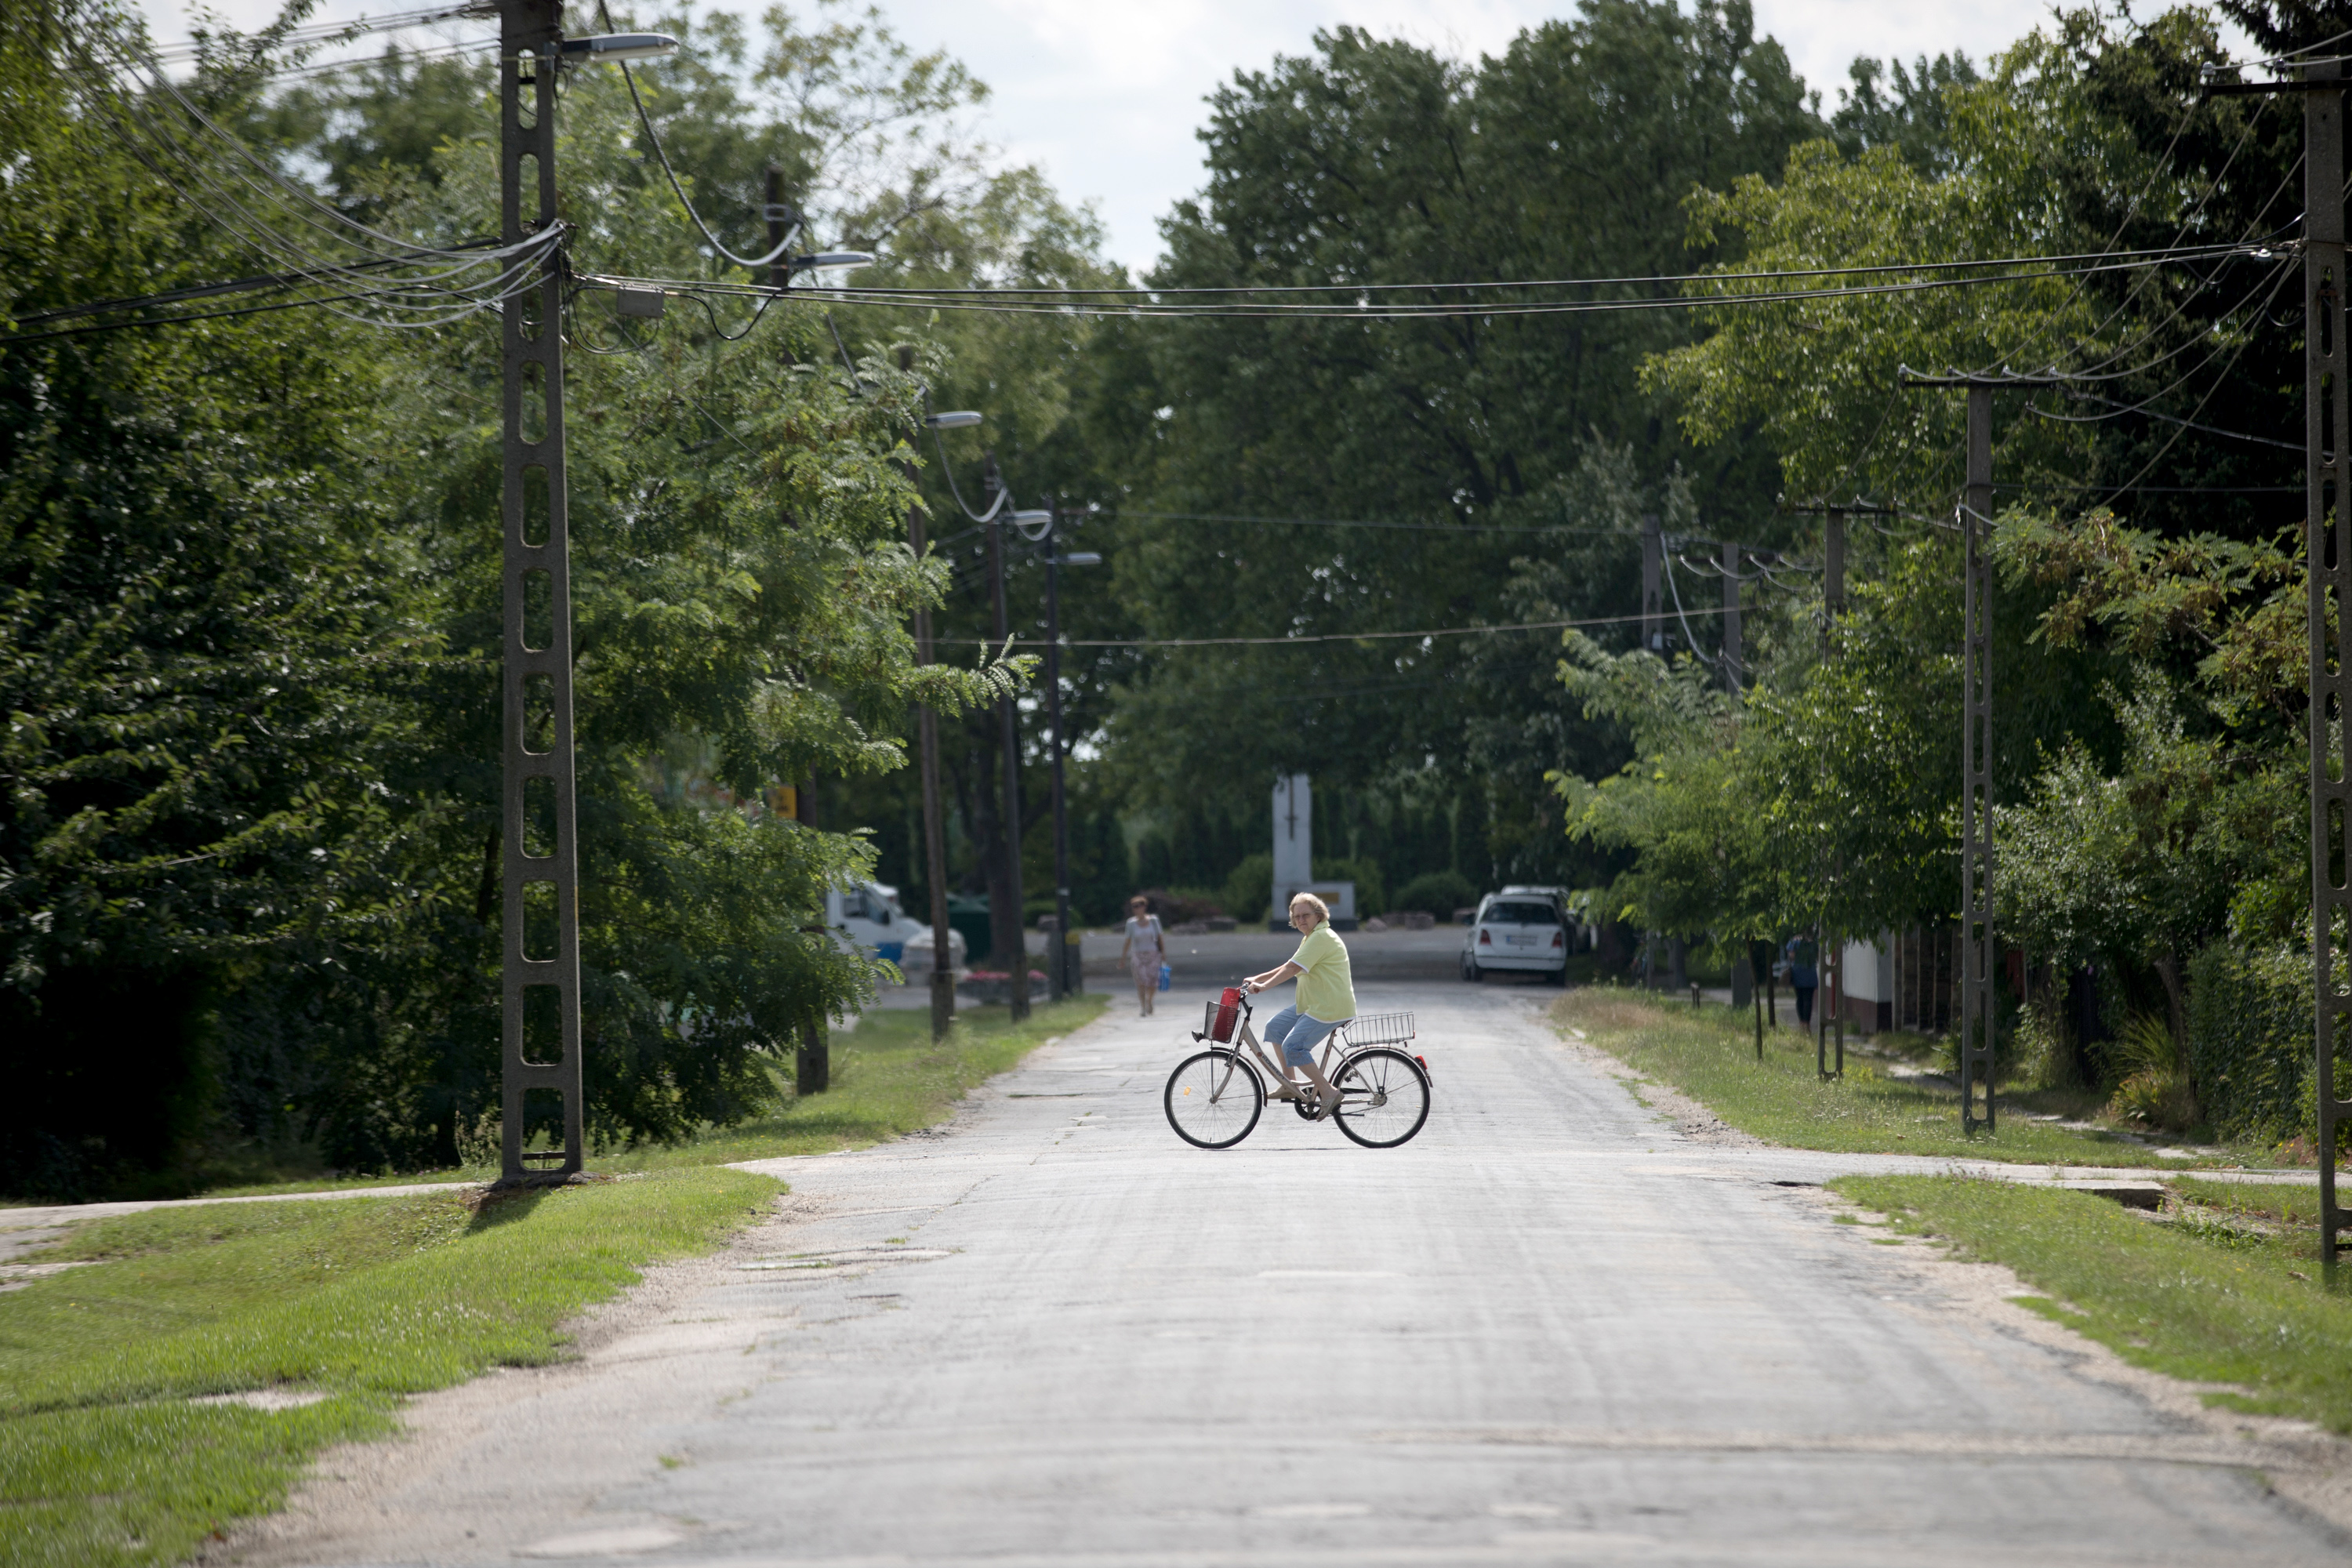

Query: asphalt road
238;980;2352;1568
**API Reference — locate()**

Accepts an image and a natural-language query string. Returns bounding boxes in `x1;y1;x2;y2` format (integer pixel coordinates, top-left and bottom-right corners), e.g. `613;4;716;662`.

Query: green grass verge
1555;987;2268;1167
576;994;1106;1171
0;1167;779;1567
89;994;1106;1200
1831;1174;2352;1433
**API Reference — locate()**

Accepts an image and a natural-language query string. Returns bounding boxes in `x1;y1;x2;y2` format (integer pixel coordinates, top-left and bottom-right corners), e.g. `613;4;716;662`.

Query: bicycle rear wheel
1330;1047;1431;1149
1165;1049;1264;1149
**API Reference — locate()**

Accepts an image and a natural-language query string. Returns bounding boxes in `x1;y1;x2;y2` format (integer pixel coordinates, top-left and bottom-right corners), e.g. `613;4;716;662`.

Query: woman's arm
1245;960;1302;993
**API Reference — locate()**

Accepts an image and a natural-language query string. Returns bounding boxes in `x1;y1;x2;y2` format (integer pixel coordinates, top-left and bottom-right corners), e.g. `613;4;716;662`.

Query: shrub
2186;941;2310;1145
1221;855;1272;924
1395;869;1476;920
1133;888;1229;924
2107;1012;2197;1131
1312;857;1386;920
2010;994;2078;1091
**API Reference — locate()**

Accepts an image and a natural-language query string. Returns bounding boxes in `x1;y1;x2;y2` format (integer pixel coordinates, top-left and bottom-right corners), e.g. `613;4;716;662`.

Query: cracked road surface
234;983;2352;1567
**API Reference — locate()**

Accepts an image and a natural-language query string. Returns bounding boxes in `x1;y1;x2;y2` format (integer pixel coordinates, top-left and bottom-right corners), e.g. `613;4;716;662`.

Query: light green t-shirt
1290;921;1356;1022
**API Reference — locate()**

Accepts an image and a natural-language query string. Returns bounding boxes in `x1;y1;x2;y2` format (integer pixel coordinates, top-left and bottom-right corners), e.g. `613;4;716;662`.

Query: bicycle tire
1165;1049;1264;1149
1330;1047;1431;1149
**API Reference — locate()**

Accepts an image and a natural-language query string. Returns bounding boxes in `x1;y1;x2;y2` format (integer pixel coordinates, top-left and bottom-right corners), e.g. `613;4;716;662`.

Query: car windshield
1483;902;1558;927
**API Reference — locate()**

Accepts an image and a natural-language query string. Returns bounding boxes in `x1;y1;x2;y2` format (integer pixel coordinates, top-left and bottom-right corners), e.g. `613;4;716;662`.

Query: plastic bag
1157;962;1172;992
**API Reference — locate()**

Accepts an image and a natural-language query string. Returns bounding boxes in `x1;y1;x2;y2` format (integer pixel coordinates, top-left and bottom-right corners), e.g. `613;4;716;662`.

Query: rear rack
1344;1011;1415;1046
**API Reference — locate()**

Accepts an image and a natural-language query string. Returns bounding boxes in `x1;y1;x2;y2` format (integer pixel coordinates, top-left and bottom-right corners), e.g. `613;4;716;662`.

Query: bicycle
1163;989;1432;1150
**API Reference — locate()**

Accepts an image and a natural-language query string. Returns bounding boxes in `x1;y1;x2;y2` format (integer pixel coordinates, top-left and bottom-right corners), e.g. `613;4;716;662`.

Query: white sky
140;1;2253;276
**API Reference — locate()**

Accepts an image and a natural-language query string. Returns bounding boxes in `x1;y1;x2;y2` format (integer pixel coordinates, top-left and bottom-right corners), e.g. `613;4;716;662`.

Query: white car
825;881;964;979
1461;891;1569;983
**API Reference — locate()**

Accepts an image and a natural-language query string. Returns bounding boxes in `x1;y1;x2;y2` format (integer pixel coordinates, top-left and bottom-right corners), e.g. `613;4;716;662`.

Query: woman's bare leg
1303;1059;1344;1117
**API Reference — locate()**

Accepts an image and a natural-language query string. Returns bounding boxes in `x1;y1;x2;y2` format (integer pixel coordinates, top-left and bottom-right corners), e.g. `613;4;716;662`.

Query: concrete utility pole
1640;513;1664;654
897;347;956;1042
1897;371;2057;1132
765;166;792;294
983;454;1029;1022
2296;62;2352;1260
1823;511;1845;1083
1958;387;1993;1131
2200;48;2352;1261
1044;503;1072;1001
1824;510;1846;619
496;0;583;1180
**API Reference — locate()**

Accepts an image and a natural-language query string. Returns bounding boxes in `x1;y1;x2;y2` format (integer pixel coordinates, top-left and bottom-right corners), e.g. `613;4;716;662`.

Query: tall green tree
0;0;1024;1193
1092;2;1822;889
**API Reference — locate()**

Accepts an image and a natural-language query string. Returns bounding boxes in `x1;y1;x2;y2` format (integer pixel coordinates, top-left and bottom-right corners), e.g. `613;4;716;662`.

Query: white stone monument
1269;774;1355;928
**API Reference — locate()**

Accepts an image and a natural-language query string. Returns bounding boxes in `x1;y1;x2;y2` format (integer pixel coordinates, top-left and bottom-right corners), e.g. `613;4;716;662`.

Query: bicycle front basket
1204;989;1243;1043
1348;1010;1415;1046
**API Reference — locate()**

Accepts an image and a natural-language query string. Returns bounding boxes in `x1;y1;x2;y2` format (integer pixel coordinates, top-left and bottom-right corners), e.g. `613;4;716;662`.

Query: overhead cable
688;240;2271;300
1116;509;1640;537
932;604;1736;649
580;242;2278;321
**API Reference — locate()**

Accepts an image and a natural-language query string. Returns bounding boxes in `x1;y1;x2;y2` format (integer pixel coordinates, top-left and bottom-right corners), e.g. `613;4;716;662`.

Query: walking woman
1786;932;1819;1027
1120;895;1165;1017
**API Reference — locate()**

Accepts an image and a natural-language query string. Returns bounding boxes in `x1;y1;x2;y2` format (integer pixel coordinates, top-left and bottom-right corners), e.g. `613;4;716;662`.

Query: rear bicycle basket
1346;1011;1415;1046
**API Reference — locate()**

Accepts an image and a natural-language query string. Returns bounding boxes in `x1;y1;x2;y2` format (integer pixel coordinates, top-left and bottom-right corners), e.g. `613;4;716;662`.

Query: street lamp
559;32;679;60
1044;508;1101;1000
925;411;982;430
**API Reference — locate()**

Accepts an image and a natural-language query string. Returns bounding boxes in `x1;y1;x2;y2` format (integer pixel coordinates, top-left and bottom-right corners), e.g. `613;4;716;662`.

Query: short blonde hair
1288;891;1330;923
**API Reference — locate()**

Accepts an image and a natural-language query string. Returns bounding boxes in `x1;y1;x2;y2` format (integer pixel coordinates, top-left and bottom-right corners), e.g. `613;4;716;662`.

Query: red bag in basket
1208;986;1243;1042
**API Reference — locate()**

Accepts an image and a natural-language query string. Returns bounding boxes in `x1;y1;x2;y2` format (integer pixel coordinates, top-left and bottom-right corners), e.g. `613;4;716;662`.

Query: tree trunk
2154;948;2187;1069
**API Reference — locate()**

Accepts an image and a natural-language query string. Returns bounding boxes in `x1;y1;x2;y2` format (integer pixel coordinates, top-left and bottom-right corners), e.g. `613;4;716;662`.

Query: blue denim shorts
1262;1005;1341;1067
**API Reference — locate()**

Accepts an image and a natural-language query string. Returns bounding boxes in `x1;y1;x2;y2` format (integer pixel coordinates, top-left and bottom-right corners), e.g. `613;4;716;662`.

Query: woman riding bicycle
1240;891;1354;1119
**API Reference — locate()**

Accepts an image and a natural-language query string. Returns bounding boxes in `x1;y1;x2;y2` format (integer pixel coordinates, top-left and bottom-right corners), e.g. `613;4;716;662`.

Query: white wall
1840;936;1892;1005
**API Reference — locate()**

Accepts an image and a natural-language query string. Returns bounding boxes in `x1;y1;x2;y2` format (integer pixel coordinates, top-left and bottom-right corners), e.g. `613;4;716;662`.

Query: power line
8;241;509;325
582;244;2275;324
1115;509;1639;537
144;3;492;64
720;240;2273;299
935;605;1736;649
53;13;554;333
0;281;503;346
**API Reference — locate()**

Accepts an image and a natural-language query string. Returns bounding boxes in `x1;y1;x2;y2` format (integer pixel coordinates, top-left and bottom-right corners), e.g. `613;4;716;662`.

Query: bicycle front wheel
1331;1047;1431;1149
1165;1049;1265;1149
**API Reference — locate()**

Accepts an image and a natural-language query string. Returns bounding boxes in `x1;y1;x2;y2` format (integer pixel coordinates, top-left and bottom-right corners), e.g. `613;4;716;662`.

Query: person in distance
1120;895;1166;1017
